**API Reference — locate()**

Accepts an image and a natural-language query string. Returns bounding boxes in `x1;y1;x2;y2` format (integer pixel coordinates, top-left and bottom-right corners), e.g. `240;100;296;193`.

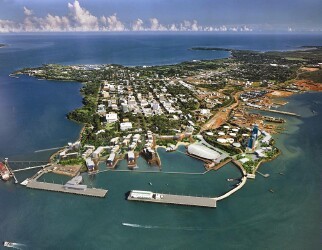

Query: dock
128;192;216;208
27;180;108;198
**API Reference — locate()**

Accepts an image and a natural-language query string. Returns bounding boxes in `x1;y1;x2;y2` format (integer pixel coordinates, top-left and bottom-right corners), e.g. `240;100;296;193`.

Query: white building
187;144;220;161
106;113;118;123
120;122;133;131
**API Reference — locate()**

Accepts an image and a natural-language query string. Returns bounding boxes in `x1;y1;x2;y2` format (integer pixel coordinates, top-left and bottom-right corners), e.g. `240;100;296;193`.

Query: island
10;46;322;206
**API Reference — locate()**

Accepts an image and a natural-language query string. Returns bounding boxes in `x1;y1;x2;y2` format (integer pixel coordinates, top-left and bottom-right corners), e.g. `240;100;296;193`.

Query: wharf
262;109;300;117
27;180;108;198
248;107;300;117
128;193;216;208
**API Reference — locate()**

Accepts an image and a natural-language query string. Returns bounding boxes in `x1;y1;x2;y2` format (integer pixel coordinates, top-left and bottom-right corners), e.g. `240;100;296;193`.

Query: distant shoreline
190;45;322;52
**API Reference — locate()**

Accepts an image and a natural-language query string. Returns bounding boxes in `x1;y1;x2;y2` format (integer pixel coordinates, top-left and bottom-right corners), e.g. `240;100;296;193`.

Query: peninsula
12;46;322;205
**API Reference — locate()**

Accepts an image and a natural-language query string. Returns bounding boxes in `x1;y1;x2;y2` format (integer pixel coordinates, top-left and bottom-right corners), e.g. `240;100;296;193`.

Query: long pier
27;180;108;198
128;193;216;208
12;164;49;173
262;109;300;117
248;108;300;117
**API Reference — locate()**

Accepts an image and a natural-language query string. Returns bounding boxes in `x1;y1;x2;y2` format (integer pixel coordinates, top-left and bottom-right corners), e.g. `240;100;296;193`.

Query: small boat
269;189;274;193
3;241;13;247
279;172;285;175
227;178;234;182
149;182;152;186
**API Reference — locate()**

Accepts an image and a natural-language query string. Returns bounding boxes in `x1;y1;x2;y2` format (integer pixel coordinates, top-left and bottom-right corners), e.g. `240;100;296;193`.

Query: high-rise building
247;124;259;150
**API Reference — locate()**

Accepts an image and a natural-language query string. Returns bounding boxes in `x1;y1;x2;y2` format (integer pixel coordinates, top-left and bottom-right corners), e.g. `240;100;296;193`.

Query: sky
0;0;321;33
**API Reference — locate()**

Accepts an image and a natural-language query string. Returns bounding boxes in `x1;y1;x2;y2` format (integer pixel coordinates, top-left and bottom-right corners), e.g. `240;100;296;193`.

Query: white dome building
187;144;220;161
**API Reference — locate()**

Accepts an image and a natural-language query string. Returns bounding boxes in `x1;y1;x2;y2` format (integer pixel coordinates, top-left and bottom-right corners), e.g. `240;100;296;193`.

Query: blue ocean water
0;33;321;249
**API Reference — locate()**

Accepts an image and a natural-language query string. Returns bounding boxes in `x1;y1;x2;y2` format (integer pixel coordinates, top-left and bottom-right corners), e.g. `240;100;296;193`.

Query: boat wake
4;243;27;250
34;146;63;153
122;223;157;229
122;223;215;231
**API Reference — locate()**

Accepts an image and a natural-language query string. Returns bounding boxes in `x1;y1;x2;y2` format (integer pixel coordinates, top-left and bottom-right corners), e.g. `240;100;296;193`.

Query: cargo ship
0;162;10;181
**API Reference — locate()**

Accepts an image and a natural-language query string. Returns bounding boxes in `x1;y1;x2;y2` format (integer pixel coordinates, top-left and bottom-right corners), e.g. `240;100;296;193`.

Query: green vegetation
59;157;85;166
243;159;255;174
298;69;322;83
67;81;100;124
146;115;181;134
203;134;240;155
156;139;178;147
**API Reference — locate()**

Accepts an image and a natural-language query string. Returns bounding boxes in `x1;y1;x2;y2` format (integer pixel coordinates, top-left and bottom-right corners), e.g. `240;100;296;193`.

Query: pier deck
27;181;108;198
128;193;216;208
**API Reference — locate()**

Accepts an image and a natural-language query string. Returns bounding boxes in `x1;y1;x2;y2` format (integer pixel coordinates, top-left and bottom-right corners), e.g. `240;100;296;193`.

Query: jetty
256;170;270;178
27;180;108;198
12;164;49;173
255;108;300;117
128;191;216;208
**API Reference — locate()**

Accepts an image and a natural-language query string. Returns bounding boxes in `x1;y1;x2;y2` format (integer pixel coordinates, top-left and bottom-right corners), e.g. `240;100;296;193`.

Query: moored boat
0;162;10;181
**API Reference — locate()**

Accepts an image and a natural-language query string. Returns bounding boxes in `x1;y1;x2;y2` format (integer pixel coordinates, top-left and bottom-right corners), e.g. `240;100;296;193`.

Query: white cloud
0;1;258;33
191;20;199;31
105;13;125;31
41;14;71;31
67;0;99;31
0;19;18;32
149;18;167;31
23;7;33;16
132;18;144;31
169;24;178;31
240;25;253;32
219;25;227;32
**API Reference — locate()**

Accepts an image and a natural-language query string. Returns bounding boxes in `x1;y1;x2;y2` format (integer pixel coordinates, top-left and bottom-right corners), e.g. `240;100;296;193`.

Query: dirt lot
295;80;322;91
266;90;294;98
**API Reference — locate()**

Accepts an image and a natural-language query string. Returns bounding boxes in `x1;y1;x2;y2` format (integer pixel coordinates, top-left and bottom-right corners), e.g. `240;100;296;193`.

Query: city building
120;122;133;131
106;113;118;123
